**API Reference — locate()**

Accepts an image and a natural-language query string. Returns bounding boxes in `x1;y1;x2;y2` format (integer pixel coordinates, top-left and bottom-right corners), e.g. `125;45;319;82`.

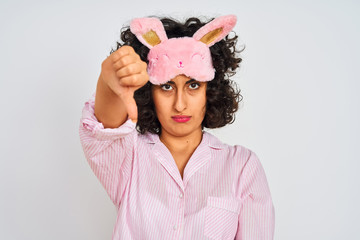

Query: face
152;74;207;138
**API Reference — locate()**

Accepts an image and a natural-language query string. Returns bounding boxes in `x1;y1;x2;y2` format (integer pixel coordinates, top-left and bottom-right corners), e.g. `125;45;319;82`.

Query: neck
159;128;203;154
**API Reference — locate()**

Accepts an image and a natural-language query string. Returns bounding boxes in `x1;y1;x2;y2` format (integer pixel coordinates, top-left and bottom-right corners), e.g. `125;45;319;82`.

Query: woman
80;15;275;240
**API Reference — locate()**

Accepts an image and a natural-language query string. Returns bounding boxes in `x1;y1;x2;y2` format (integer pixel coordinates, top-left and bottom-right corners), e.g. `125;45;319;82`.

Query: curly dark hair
111;16;244;135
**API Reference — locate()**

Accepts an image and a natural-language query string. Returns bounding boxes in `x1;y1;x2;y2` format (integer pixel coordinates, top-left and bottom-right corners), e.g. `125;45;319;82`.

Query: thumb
122;91;138;123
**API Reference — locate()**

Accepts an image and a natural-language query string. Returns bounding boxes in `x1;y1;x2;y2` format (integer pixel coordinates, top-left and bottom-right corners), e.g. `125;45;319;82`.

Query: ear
130;17;168;49
193;15;237;47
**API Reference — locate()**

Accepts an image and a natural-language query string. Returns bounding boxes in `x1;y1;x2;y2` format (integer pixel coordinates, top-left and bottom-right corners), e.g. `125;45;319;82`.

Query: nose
174;90;187;112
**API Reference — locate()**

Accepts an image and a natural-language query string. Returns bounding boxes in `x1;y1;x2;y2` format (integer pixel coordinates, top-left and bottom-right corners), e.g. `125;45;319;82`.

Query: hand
99;46;149;122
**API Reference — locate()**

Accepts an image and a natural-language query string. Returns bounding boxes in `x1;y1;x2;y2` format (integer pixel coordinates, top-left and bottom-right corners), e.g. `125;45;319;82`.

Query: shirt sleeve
79;94;137;207
235;150;275;240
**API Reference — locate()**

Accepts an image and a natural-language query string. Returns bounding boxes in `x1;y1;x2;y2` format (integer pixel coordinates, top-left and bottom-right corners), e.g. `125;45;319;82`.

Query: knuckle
112;50;121;61
131;74;140;83
119;76;133;86
142;73;149;83
126;45;135;52
133;53;141;60
122;45;134;54
117;57;127;67
113;61;121;70
143;71;149;80
123;66;132;76
141;61;148;69
116;69;125;78
126;64;134;74
101;58;110;69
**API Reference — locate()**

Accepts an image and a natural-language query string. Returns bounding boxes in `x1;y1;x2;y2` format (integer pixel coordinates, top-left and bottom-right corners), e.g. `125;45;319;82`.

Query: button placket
173;191;185;235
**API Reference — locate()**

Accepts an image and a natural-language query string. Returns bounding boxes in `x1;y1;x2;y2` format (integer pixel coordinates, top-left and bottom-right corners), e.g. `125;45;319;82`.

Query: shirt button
173;225;177;230
179;193;183;198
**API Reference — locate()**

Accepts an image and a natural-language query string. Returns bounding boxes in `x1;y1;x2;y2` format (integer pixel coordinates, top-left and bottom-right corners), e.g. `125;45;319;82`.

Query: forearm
94;76;128;128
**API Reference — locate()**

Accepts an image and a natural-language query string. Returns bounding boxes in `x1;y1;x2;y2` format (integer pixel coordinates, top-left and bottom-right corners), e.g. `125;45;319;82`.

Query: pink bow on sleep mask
130;15;237;84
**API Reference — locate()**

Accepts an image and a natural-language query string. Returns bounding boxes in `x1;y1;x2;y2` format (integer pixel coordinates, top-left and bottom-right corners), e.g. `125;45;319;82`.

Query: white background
1;0;359;239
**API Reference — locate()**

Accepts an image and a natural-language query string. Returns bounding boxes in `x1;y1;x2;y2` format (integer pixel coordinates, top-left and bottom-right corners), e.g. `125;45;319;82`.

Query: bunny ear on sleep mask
130;15;237;84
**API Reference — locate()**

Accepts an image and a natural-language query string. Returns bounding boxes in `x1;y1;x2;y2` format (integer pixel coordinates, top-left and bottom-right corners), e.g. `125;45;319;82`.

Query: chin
166;125;202;137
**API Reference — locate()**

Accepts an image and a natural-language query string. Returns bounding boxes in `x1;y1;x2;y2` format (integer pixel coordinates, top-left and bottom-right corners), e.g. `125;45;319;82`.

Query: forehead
168;74;192;84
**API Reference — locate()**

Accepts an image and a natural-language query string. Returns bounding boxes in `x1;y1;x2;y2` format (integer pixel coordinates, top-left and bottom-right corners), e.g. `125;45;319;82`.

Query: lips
171;115;191;123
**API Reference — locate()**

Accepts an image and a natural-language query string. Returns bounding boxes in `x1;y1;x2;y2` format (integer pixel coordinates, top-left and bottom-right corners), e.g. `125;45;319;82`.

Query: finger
121;91;138;122
113;54;139;71
111;46;136;62
119;73;149;88
115;62;143;78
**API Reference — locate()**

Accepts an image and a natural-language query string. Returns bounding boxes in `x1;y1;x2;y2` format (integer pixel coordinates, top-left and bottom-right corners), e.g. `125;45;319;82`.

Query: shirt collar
143;131;225;150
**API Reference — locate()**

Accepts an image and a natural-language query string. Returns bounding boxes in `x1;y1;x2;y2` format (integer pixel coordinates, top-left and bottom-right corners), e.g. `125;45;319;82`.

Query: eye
189;82;200;90
160;84;173;91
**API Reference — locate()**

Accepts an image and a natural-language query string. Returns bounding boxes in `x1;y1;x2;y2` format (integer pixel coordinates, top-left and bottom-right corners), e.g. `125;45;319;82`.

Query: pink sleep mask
130;15;237;84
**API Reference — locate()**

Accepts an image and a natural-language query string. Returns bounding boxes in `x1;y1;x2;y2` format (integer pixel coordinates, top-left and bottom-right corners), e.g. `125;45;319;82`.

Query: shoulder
203;131;260;170
135;130;160;147
204;131;253;157
203;132;267;196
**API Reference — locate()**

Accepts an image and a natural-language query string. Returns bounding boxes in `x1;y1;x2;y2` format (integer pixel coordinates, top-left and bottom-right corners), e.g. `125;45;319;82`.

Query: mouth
171;115;191;123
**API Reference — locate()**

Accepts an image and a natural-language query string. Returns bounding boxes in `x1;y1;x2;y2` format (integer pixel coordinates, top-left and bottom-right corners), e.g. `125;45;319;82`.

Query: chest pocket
204;196;241;240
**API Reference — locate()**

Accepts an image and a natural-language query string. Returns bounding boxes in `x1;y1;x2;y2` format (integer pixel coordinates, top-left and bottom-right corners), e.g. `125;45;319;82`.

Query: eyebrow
166;79;197;85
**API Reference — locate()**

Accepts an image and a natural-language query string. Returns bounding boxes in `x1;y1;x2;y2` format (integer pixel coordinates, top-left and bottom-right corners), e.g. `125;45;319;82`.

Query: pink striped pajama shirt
79;96;275;240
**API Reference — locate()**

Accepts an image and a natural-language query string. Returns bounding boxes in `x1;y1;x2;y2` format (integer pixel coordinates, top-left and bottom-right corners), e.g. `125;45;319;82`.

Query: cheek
152;91;170;117
153;96;161;114
195;91;207;118
151;90;160;114
200;100;207;117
